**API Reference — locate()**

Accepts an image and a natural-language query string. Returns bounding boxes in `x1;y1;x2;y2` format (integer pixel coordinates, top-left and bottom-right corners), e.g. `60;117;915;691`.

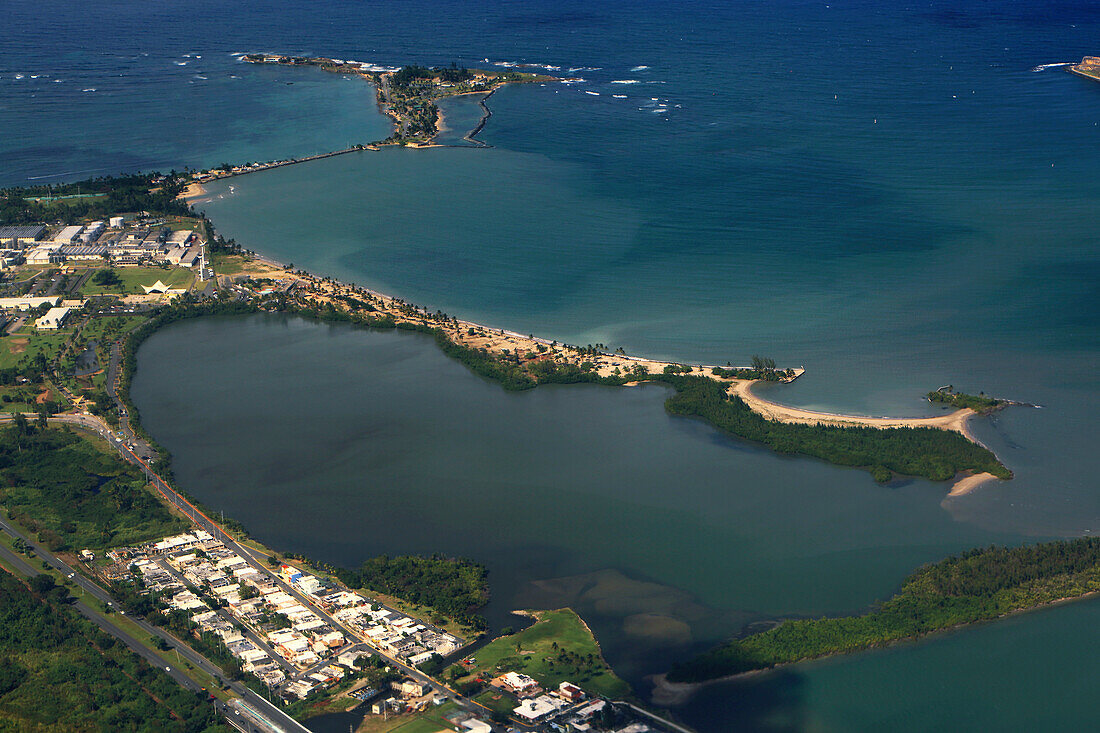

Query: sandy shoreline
181;182;207;199
198;225;1000;493
944;471;1000;499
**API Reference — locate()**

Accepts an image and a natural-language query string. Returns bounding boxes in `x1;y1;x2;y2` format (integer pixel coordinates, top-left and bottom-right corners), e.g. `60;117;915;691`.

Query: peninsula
660;537;1100;690
0;169;1013;489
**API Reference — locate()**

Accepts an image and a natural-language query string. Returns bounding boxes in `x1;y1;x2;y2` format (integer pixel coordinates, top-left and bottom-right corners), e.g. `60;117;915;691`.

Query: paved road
152;556;298;676
103;338;158;460
3;315;25;335
0;528;207;699
0;513;310;733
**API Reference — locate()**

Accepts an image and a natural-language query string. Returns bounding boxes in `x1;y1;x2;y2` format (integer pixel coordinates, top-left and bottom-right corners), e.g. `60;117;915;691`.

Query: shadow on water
507;567;762;696
675;669;810;733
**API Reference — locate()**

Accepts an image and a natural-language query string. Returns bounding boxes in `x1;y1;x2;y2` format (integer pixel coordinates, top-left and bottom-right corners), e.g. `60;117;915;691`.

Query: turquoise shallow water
9;0;1100;729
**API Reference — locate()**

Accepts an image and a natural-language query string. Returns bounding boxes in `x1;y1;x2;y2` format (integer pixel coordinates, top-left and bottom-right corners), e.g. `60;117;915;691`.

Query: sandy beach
729;379;978;435
203;248;1002;496
943;471;1000;499
181;182;207;199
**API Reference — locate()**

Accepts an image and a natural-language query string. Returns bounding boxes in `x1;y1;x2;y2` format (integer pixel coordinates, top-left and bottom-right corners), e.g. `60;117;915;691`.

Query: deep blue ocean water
6;1;1100;730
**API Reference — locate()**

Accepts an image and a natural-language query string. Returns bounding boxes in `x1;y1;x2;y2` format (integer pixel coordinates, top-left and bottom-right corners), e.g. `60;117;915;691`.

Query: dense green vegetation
0;173;189;225
0;570;223;731
928;387;1005;414
328;554;490;630
668;537;1100;682
0;422;187;551
461;609;631;699
654;374;1011;482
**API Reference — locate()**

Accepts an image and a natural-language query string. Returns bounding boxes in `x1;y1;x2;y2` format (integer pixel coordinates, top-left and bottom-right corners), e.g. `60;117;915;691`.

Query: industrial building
0;224;47;246
35;306;72;330
59;244;107;261
53;225;84;244
0;296;61;311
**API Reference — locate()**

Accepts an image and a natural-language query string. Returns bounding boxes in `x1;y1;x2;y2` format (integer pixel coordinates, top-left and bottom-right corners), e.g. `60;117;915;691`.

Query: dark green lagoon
127;313;1098;731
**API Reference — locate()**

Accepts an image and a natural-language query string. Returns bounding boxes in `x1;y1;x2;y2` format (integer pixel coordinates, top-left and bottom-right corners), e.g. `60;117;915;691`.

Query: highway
0;512;310;733
0;410;516;728
1;406;687;732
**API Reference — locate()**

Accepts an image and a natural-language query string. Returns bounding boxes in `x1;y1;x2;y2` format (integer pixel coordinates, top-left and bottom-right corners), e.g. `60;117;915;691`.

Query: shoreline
648;588;1100;707
730;380;1007;493
943;470;1000;500
208;245;1004;481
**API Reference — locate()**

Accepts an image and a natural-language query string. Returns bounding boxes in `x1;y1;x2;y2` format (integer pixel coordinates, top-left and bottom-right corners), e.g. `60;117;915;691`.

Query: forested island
928;387;1006;415
666;537;1100;683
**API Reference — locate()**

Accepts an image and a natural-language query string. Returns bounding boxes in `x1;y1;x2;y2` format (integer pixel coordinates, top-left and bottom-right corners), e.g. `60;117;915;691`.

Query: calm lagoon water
132;314;1074;732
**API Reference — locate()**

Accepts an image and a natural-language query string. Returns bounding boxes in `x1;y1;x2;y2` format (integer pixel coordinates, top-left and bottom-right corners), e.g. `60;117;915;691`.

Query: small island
661;537;1100;686
1070;56;1100;82
927;386;1007;415
241;53;554;146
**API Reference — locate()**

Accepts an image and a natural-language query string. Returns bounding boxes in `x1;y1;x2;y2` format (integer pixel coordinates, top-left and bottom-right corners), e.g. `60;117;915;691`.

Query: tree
29;574;56;594
92;269;121;288
750;355;776;371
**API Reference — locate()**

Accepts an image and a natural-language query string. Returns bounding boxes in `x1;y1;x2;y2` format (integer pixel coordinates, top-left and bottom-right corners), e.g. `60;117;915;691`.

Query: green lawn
0;328;74;369
210;253;250;276
388;715;455;733
77;313;149;344
0;383;65;414
77;266;194;296
473;689;515;715
466;609;631;699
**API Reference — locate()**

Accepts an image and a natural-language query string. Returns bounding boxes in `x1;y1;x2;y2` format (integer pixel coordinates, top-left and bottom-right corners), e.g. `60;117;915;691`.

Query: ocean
7;0;1100;730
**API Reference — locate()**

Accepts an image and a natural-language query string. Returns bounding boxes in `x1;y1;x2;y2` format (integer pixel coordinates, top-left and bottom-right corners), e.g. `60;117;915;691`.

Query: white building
514;695;567;723
0;296;60;311
35;306;72;329
26;247;63;265
53;225;84;244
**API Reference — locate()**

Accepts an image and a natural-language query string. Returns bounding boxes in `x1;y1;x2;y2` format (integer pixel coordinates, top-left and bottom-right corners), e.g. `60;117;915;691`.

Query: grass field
473;689;515;715
211;253;288;279
0;328;74;369
0;384;62;414
78;313;149;344
464;609;630;700
77;266;194;296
